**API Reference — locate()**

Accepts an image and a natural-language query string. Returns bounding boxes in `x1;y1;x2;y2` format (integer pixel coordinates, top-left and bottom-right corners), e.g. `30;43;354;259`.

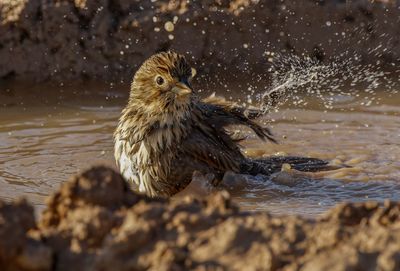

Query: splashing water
261;52;399;112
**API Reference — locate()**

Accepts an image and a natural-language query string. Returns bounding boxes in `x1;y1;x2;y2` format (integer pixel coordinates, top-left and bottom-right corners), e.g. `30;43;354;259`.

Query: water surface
1;81;399;216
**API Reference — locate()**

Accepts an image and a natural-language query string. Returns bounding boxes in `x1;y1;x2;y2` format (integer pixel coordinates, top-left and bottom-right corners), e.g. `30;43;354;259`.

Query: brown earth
0;0;399;82
1;165;400;271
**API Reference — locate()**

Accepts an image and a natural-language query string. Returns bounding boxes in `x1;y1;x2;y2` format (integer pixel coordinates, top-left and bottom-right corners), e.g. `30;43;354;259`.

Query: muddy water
1;81;399;216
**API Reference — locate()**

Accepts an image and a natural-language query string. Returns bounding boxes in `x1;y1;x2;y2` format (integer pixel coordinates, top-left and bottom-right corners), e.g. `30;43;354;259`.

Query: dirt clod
1;166;400;270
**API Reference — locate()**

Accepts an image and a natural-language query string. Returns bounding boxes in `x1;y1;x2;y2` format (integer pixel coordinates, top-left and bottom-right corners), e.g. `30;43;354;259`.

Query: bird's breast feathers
114;137;140;189
114;111;190;193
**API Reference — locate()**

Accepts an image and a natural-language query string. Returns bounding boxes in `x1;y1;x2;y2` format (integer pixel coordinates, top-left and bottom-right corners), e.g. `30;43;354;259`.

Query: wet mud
1;0;399;82
1;166;400;271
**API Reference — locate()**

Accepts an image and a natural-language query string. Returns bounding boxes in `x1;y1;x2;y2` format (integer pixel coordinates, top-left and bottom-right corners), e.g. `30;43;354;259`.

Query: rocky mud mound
0;166;399;270
0;0;399;81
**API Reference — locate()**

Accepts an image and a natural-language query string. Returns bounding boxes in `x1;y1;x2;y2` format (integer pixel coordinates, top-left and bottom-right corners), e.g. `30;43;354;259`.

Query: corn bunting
114;51;331;197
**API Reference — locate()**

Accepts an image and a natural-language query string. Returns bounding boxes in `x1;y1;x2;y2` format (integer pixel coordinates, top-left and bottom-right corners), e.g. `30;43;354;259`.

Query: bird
114;51;332;197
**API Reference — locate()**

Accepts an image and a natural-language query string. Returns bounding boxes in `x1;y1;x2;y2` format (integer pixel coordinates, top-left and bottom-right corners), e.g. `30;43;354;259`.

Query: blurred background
0;0;399;216
1;0;400;82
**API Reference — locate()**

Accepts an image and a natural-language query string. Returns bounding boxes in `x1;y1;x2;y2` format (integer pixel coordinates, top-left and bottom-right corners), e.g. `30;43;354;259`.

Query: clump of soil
1;165;400;270
0;199;51;271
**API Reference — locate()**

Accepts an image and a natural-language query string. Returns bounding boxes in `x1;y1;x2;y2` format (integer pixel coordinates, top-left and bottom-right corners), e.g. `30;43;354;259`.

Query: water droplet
164;21;174;32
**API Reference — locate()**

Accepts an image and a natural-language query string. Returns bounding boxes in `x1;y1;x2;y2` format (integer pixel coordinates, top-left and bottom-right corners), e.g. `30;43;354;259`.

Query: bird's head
129;51;196;113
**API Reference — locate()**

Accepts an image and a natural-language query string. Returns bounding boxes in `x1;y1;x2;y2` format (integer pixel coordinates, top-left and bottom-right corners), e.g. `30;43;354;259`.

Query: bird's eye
156;76;164;85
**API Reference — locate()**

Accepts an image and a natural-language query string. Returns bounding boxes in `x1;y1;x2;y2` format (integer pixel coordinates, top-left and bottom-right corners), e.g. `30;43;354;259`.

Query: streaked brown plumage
114;51;330;197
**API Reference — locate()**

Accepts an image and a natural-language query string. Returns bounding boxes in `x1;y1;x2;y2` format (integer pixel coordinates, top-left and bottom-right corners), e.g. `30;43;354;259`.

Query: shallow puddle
0;81;399;216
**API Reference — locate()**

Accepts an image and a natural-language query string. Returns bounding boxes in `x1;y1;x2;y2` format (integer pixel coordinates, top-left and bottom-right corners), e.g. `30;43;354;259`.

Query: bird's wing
199;94;277;143
202;94;262;119
178;108;245;174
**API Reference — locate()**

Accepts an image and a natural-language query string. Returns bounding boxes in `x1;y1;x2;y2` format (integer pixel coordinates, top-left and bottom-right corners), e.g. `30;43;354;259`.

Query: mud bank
0;166;399;270
0;0;399;82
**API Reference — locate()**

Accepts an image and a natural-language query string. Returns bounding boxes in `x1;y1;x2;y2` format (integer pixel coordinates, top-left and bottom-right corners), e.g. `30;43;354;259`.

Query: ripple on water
230;174;400;216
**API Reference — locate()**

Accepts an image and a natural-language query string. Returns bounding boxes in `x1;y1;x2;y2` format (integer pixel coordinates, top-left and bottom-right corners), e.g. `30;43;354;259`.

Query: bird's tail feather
241;156;341;176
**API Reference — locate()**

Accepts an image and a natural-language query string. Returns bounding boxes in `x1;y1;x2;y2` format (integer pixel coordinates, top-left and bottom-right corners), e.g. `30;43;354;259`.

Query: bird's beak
171;82;192;97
